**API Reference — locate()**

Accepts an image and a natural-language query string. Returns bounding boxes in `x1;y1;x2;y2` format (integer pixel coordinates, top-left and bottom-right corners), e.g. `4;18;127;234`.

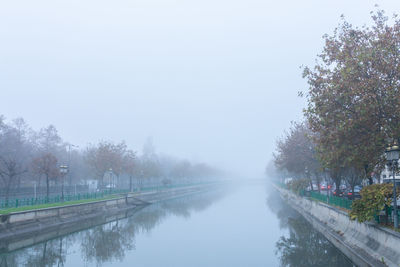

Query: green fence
275;182;400;225
0;181;218;210
309;191;353;210
373;206;400;224
275;182;353;210
0;188;130;210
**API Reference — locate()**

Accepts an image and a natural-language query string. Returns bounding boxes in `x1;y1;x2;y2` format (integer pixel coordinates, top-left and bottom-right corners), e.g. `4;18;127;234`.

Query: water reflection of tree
81;220;135;265
267;190;353;267
160;193;217;219
0;189;225;266
0;252;18;267
24;240;63;267
81;190;223;265
0;237;68;267
266;189;292;229
275;217;353;267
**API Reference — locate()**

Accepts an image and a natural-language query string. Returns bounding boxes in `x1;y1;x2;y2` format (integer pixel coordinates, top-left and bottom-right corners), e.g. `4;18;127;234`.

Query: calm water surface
1;183;354;266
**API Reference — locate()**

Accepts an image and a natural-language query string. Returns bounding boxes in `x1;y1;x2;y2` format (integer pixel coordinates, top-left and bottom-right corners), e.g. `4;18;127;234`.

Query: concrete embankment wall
275;186;400;267
0;184;214;244
0;205;144;252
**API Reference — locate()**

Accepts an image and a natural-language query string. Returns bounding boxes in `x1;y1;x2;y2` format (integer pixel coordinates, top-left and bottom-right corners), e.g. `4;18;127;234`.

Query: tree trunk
46;174;50;198
315;173;321;193
99;176;104;189
59;237;63;265
351;185;355;200
5;181;10;202
5;187;9;203
17;176;21;191
364;164;373;185
42;242;47;264
5;175;13;202
335;181;340;195
309;180;314;191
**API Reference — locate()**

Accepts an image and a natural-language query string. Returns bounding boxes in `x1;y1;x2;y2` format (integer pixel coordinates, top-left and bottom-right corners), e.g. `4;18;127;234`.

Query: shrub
350;184;396;222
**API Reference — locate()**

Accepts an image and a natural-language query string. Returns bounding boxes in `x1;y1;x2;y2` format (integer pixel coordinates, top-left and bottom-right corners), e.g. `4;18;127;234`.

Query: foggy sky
1;0;400;177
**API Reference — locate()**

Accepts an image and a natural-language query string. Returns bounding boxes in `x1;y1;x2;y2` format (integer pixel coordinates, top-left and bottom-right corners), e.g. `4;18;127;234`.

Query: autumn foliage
303;10;400;181
350;184;397;222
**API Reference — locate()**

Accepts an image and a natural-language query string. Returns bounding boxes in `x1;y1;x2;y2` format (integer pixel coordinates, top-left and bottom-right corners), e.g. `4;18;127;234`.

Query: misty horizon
2;0;400;178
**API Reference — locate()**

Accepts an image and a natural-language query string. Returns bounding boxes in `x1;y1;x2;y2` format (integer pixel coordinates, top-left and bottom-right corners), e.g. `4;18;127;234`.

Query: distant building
380;162;400;186
84;179;98;191
284;177;293;184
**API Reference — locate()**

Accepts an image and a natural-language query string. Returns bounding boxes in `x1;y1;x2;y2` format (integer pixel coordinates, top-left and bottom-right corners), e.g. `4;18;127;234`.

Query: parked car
332;189;344;197
320;183;327;190
344;185;362;200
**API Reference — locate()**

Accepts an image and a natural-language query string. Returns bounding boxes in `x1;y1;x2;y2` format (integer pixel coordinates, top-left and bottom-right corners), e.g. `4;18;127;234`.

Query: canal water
0;183;354;266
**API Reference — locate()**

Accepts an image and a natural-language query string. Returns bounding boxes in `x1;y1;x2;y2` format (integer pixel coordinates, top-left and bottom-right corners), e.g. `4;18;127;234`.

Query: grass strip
0;194;124;215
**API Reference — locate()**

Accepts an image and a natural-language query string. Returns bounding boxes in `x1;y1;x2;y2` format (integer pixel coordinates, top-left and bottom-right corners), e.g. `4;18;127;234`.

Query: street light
385;139;400;228
140;170;144;191
305;166;310;190
108;168;113;194
67;144;78;187
59;165;69;201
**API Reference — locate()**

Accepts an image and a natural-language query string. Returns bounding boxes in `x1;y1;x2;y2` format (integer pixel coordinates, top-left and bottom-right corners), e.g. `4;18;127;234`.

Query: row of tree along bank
268;9;400;226
0;115;224;202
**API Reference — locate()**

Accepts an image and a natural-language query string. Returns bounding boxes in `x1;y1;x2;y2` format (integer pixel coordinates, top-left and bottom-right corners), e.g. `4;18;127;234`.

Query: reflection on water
0;190;224;267
0;184;354;266
267;189;354;267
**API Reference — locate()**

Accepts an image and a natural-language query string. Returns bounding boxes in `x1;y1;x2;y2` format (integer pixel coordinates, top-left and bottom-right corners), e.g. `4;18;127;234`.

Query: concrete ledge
0;183;218;245
275;185;400;267
0;205;145;253
0;196;130;228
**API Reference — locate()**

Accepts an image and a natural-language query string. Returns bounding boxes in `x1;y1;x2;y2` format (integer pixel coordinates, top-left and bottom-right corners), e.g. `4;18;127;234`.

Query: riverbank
274;184;400;267
0;183;218;248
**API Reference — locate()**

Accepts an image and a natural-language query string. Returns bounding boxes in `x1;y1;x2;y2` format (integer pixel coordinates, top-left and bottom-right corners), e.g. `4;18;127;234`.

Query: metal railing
0;181;218;210
275;182;353;210
309;191;353;210
374;206;400;225
0;189;130;210
0;185;90;200
276;182;400;226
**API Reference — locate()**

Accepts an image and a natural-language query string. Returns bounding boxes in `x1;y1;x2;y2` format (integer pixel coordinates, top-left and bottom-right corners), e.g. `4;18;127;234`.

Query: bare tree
122;150;136;192
274;122;322;190
85;141;127;188
0;120;31;201
31;153;59;198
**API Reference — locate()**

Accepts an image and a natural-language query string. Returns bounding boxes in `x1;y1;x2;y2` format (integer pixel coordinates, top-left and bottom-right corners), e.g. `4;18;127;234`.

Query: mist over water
0;183;352;266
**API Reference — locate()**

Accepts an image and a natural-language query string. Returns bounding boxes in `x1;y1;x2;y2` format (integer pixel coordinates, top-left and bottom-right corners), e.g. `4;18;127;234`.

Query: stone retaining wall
0;184;214;243
276;186;400;267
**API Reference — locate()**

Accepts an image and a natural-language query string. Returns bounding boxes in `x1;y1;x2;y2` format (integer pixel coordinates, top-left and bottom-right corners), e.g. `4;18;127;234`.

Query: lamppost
67;144;78;187
108;168;113;194
140;170;144;191
324;168;330;203
305;166;310;190
59;165;68;201
385;139;400;228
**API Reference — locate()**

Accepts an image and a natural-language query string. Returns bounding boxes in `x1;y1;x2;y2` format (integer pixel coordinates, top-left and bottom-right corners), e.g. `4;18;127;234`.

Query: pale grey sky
1;0;400;177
